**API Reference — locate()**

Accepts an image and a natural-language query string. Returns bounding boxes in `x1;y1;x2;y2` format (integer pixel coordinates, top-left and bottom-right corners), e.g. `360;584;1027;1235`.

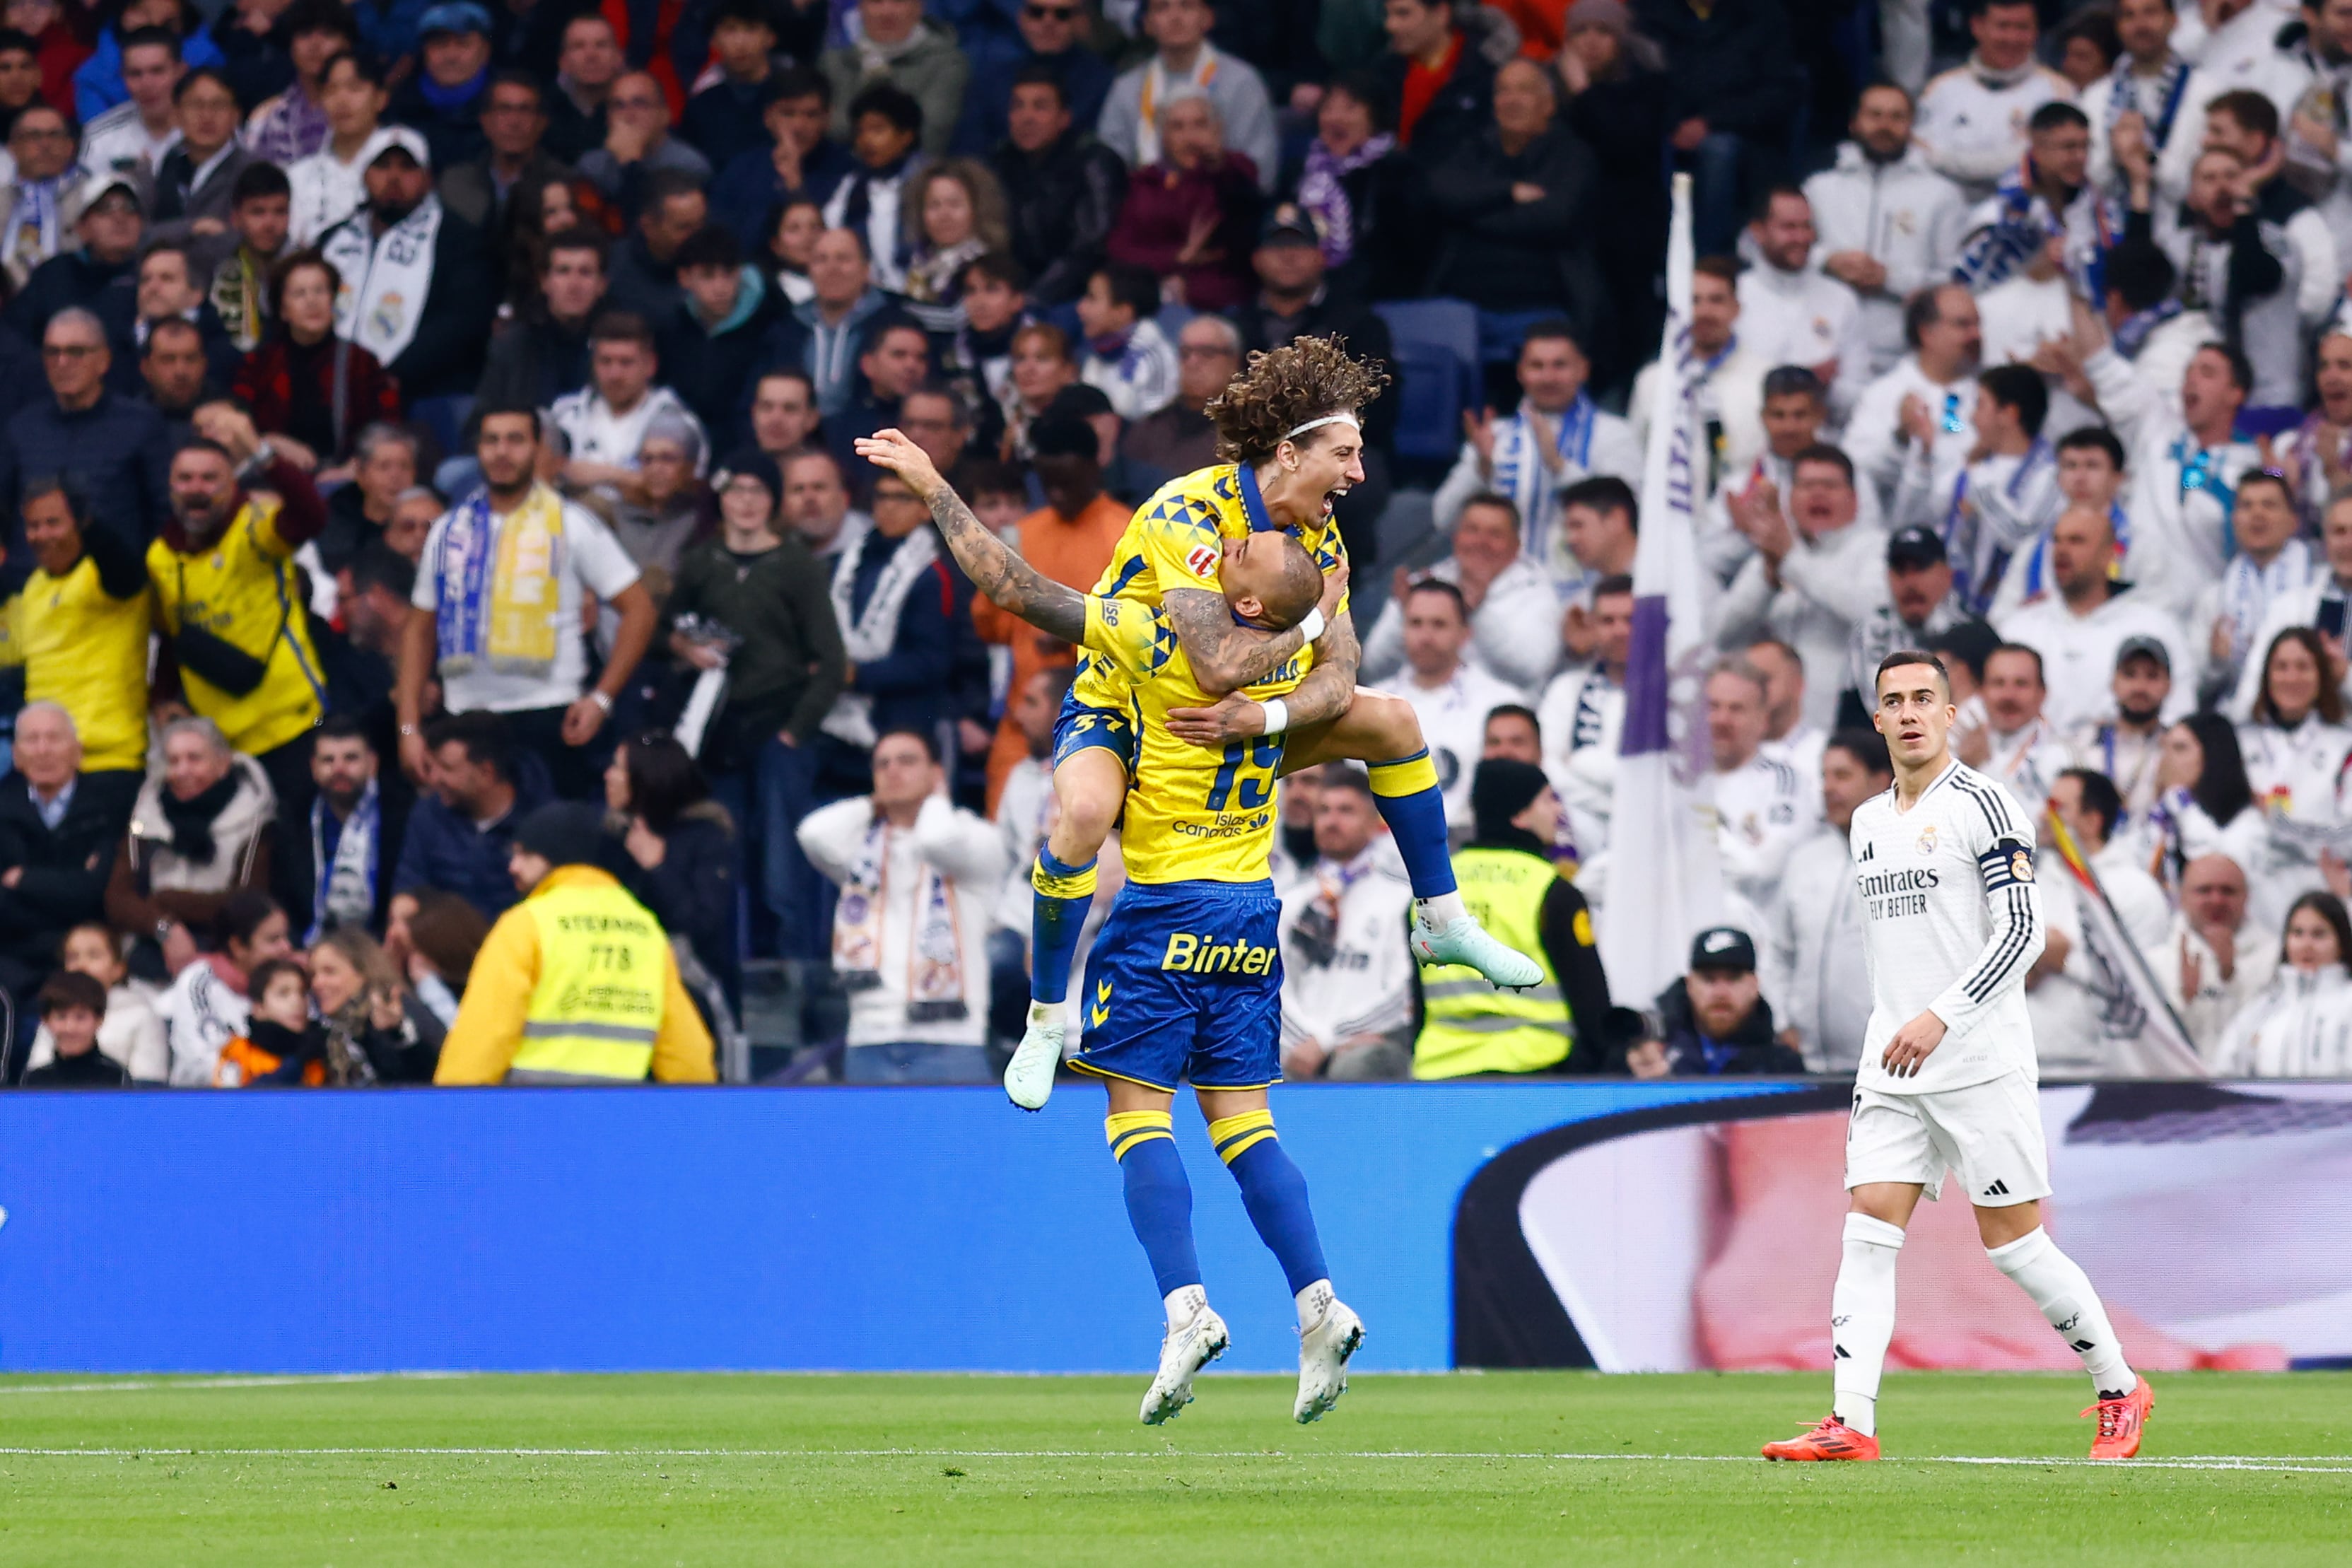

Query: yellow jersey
19;547;154;774
148;493;327;757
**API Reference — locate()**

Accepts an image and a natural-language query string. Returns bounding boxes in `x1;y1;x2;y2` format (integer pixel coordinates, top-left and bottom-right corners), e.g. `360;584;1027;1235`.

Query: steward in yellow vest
13;481;153;776
146;417;328;795
435;802;718;1084
1413;759;1614;1079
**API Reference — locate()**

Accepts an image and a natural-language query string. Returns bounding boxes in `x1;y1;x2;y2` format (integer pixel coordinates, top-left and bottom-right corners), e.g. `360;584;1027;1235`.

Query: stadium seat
1374;298;1478;469
409;394;476;466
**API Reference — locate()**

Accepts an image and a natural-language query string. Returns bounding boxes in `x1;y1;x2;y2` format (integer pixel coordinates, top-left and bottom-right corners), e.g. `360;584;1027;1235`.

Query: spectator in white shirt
1737;186;1866;416
549;310;710;507
2069;636;2177;820
1846;281;1984;513
1914;0;2077;203
1537;572;1632;877
1952;100;2107;296
1553;474;1641;625
1715;444;1889;731
1703;365;1888;583
2193;469;2323;704
1277;768;1415;1082
286;56;389;246
1956;640;2073;802
1434;319;1641;580
1389;579;1529;832
2122;710;2270;903
1630;256;1767;511
1745;636;1827;786
1803;81;1972;378
1760;727;1892;1072
1706;656;1822;917
2148;851;2281;1063
1364;493;1563;693
2198;88;2340;331
2274;325;2352;523
1997;506;2194;732
799;727;1006;1083
2230;486;2352;717
2211;889;2352;1075
2083;0;2210;207
2027;766;2175;1075
1892;362;2063;617
1075;260;1178;421
2237;624;2352;913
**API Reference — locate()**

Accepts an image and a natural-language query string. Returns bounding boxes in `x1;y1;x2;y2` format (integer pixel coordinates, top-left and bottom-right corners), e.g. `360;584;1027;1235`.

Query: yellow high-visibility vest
1414;846;1574;1079
511;879;670;1083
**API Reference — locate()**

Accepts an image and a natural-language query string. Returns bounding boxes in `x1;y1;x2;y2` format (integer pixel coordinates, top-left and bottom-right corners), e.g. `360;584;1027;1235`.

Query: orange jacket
974;496;1128;812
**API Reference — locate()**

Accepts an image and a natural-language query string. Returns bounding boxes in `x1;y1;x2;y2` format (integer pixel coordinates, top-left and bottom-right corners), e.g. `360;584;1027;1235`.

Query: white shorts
1843;1072;2051;1207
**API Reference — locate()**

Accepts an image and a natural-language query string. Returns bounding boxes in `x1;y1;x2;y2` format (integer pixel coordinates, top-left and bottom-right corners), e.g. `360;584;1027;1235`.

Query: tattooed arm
1164;609;1361;747
855;428;1087;643
1161;577;1343;696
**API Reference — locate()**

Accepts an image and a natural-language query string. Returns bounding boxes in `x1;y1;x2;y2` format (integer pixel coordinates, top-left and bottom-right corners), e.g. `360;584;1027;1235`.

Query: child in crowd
213;958;324;1087
23;923;168;1082
20;973;129;1089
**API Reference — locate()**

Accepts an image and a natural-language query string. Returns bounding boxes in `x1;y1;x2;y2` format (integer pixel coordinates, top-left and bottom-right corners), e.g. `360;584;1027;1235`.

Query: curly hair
1206;335;1391;465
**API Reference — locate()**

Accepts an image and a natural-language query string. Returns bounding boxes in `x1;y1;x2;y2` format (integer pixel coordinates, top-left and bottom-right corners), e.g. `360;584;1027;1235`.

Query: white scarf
2217;538;2317;677
308;781;380;943
1135;47;1221;168
833;812;968;1022
822;525;940;748
320;192;443;366
1490;396;1597;578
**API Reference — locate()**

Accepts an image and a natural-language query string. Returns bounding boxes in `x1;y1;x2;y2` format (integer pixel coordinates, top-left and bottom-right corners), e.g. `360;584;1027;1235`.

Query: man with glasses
957;0;1113;156
0;103;81;291
439;71;571;234
580;68;710;217
0;306;173;592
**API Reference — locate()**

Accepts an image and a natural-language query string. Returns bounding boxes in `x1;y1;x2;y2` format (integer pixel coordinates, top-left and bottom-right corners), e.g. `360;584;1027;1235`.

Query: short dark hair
1902;283;1966;349
2104;237;2175;312
286;0;360;44
542;228;609;271
1692;254;1740;287
216;889;285;951
144;315;203;354
350;538;417;599
763;63;830;110
1825;728;1892;777
244;956;308;1005
1520;317;1585;356
315;710;374;748
173;65;238;110
1095;261;1160;320
589;309;655;349
672;224;742;274
848;81;923;138
424;710;515;780
1748;182;1809;224
1403;577;1469;621
2196;339;2256;394
640;168;706;221
1927;621;1999;684
1987;641;2047;686
119;25;183;64
2206;87;2280;142
37;969;107;1020
321;49;388;91
1762;365;1826;403
874;725;941;763
2237;469;2296;513
755;365;817;402
231;160;291;206
2056;425;2126;469
1485;702;1540;737
18;472;91;526
0;28;37;59
2028;100;2090;135
2058;766;2124;841
1977;363;2048;437
1790;442;1856;488
1009;59;1069;107
961;249;1026;292
1456;491;1521;533
1558;474;1637;529
1874;648;1950;697
1592;572;1634;599
486;68;544;110
474;402;543;439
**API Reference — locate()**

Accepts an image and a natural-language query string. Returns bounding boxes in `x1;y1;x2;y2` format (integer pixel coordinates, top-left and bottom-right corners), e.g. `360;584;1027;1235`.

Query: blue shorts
1070;878;1285;1092
1051;682;1138;777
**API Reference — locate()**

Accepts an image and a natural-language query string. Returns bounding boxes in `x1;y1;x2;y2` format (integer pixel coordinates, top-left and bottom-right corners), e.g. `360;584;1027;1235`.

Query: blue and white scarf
2104;54;2194;154
1943;439;2052;614
1491;394;1598;568
1296;132;1394;268
307;780;380;944
1953;158;2114;296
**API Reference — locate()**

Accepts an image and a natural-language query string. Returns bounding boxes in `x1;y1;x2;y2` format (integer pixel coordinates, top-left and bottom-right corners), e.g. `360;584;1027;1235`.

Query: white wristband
1296;607;1325;644
1258;698;1290;737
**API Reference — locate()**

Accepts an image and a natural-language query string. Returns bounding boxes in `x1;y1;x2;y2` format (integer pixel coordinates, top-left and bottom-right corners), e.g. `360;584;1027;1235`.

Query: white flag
1599;172;1726;1003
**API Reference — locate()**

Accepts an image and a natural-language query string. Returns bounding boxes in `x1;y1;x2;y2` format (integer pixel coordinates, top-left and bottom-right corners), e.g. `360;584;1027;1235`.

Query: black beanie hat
514;802;609;871
1471;758;1550;840
713;446;783;508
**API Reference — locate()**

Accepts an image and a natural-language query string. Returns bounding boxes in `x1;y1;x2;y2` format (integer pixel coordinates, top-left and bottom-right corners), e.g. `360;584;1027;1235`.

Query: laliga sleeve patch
1979;836;2035;890
1184;543;1220;580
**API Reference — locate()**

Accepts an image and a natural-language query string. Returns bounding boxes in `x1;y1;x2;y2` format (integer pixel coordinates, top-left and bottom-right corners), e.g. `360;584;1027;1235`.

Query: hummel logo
1089;980;1112;1027
1982;1179;2011;1196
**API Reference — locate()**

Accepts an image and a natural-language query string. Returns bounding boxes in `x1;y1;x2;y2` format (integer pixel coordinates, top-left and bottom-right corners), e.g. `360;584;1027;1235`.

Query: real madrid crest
2010;848;2035;883
1915;823;1938;855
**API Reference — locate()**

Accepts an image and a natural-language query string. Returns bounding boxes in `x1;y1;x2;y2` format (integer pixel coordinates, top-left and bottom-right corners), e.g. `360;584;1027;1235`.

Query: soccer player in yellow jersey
1001;337;1538;1108
860;426;1367;1425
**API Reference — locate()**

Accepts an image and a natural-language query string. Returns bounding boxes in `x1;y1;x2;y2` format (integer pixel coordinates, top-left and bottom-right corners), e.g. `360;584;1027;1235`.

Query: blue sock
1108;1113;1200;1298
1210;1111;1329;1296
1367;751;1456;899
1029;848;1099;1006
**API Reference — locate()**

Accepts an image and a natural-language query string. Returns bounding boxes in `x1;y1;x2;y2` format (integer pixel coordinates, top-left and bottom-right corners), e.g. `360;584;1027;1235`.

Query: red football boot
1762;1415;1882;1461
2083;1377;2155;1460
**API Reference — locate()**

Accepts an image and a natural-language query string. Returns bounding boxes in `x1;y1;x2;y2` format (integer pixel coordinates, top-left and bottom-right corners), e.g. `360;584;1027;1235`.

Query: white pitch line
0;1447;2346;1475
0;1373;474;1397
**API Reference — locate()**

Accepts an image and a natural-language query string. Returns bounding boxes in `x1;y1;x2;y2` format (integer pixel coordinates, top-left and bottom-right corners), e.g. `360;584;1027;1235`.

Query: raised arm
855;429;1089;644
1160;581;1335;697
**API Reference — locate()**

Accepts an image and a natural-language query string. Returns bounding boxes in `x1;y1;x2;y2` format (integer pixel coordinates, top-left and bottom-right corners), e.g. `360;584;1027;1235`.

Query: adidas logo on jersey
1160;932;1277;976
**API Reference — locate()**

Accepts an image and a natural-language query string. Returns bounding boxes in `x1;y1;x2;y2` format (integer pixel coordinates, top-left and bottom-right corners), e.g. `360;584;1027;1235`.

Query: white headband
1283;413;1360;441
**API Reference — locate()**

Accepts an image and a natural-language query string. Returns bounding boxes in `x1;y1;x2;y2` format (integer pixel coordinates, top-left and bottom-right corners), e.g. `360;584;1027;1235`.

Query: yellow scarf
438;482;566;677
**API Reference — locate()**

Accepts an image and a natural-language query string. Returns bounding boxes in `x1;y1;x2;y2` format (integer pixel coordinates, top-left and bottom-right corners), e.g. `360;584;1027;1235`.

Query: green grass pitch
0;1371;2346;1565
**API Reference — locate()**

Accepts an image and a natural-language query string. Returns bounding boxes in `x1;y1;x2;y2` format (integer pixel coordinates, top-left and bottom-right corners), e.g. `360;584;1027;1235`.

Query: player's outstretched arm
855;429;1087;645
1166;609;1360;746
1160;561;1347;697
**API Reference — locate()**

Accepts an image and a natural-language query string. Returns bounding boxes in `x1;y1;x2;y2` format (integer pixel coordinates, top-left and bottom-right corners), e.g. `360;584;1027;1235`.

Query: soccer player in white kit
1761;649;2156;1463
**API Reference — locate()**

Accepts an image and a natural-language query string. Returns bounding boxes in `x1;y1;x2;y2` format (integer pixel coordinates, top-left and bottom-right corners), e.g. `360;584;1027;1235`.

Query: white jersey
1713;749;1822;909
1396;663;1530;827
1849;759;2047;1096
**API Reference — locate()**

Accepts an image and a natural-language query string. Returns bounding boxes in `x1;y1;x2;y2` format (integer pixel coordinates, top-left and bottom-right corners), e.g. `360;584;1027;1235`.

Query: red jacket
1106;154;1261;315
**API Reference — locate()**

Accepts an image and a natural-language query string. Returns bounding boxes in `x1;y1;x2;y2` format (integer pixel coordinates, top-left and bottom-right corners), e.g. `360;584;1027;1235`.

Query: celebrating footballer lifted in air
858;334;1537;1427
1760;650;2155;1463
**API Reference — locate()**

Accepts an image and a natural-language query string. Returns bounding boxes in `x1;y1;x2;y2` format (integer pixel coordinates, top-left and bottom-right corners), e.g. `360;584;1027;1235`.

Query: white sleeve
2083;346;2158;449
411;516;450;609
1588;414;1644;484
1359;596;1407;685
1472;577;1564;693
913;795;1007;886
566;504;646;599
1429;440;1487;533
795;796;877;883
1927;784;2048;1031
2290;209;2340;323
1712;553;1777;649
1776;527;1892;631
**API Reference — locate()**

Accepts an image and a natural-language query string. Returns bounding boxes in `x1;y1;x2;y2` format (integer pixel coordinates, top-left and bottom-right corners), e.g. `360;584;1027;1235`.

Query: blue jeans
843;1041;993;1084
712;735;829;962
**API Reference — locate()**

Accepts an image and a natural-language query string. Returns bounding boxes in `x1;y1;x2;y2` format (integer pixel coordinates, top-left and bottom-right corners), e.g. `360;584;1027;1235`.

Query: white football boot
1293;1294;1364;1424
1003;1005;1063;1111
1410;909;1543;988
1140;1303;1229;1425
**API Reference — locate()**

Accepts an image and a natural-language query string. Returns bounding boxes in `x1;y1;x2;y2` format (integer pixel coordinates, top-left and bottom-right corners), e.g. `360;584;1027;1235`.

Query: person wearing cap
76;23;199;178
388;1;494;173
1434;320;1639;579
1412;758;1613;1079
2069;636;2173;820
1838;522;1984;728
663;446;846;962
316;122;499;400
1716;443;1889;732
972;410;1126;811
4;171;145;341
433;800;716;1084
1073;261;1178;423
797;727;1005;1082
1620;927;1805;1077
1994;504;2192;735
1759;728;1892;1074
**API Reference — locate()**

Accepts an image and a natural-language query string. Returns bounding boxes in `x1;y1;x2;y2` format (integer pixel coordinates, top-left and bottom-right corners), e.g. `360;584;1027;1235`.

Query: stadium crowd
4;0;2352;1087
